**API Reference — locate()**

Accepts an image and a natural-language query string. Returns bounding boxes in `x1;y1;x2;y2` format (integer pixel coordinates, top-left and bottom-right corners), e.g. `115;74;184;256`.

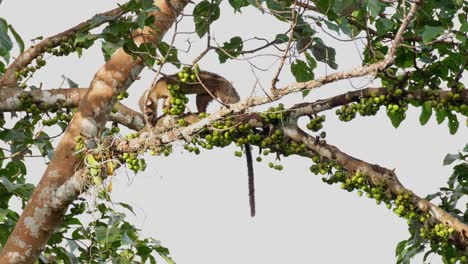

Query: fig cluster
178;104;302;172
122;152;146;173
309;153;466;256
15;34;94;83
163;83;188;115
117;91;129;101
335;87;467;126
177;66;198;83
306;115;326;131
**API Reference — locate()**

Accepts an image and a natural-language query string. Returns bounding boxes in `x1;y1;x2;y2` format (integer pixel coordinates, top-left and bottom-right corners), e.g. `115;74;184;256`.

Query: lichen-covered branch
282;125;468;249
0;87;145;130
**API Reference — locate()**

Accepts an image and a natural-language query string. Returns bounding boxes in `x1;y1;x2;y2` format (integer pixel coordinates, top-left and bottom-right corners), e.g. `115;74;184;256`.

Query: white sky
1;1;466;263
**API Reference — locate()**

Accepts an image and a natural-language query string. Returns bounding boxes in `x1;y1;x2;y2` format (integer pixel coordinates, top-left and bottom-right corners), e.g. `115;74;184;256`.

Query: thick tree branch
282;125;468;249
0;0;188;262
0;88;145;130
114;96;468;249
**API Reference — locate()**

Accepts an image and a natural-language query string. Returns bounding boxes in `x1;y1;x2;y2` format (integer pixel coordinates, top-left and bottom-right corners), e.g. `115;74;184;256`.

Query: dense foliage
0;0;466;263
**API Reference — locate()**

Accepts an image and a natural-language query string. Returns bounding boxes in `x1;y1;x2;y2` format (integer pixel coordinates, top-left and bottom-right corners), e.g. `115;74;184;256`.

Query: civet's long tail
245;143;255;217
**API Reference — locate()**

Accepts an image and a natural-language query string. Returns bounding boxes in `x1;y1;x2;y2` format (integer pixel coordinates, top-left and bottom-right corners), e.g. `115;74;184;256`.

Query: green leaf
387;110;406;128
101;41;122;62
395;239;408;257
229;0;249;12
274;34;289;44
419;101;432;125
136;12;148;29
266;0;292;21
62;75;79;88
302;90;311;98
0;18;12;63
0;60;5;75
193;1;221;38
333;0;361;16
0;177;34;200
421;26;444;43
291;60;313;82
313;0;335;18
304;52;317;72
95;225;122;245
158;42;180;68
0;148;4;168
216;36;243;63
323;21;340;34
436;108;447;124
447;112;459;134
368;0;386;17
246;0;265;9
461;21;468;33
0;209;7;222
7;24;24;53
375;18;394;35
118;202;136;216
74;32;97;50
311;38;338;69
443;153;460;166
141;0;158;11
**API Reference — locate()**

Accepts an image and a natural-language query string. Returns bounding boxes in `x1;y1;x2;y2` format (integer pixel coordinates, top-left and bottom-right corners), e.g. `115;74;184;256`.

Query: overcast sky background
1;1;467;263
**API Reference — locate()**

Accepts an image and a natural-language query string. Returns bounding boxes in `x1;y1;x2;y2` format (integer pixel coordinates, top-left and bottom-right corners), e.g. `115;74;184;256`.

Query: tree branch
283;125;468;249
0;3;131;86
0;88;145;130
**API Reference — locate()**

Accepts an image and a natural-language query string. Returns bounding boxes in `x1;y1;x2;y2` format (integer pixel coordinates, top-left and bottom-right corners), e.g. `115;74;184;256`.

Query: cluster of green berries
184;143;201;154
19;93;40;114
164;83;188;115
440;89;467;114
178;66;198;83
309;156;422;216
15;34;93;83
46;35;92;57
110;126;120;134
101;125;120;136
147;145;172;157
261;103;286;124
121;152;146;173
447;255;467;264
309;153;466;252
42;110;72;126
335;87;468;127
268;161;283;171
20;93;74;126
18;93;44;124
15;56;47;86
420;223;455;242
309;155;335;175
335;91;408;121
392;193;423;221
306;115;326;132
125;132;139;139
178;107;299;171
117;91;129;100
